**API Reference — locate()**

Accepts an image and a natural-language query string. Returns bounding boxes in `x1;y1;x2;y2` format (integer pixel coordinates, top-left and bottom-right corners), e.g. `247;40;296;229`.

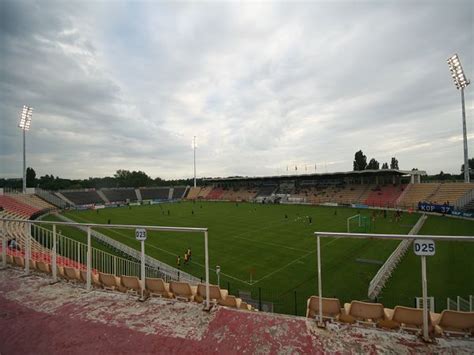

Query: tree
390;157;399;170
381;162;389;169
26;167;36;187
367;158;380;170
353;150;367;171
113;169;152;187
461;158;474;176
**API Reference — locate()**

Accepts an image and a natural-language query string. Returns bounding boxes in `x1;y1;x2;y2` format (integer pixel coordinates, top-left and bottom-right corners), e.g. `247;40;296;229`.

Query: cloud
0;0;473;180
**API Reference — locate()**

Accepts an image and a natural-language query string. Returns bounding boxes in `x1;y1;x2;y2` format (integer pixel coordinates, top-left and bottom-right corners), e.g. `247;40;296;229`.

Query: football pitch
47;201;474;315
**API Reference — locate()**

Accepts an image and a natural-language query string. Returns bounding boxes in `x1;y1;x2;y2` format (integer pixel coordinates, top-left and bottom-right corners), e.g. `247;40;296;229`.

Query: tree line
353;150;398;171
353;150;473;181
0;168;198;191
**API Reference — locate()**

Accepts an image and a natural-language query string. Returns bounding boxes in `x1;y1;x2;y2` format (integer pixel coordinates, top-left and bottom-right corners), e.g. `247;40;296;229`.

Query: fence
447;295;473;312
56;214;199;284
314;231;474;342
0;217;212;308
455;189;474;209
368;214;427;299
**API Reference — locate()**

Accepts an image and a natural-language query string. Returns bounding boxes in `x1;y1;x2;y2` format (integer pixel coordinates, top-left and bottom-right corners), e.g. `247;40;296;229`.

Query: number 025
414;240;435;256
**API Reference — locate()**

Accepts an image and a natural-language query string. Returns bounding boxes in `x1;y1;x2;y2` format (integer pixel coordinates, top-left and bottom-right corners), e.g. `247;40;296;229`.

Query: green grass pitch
46;201;474;315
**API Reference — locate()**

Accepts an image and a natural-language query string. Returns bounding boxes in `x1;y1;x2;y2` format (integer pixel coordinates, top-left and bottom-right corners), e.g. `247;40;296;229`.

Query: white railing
35;188;69;208
367;214;428;299
55;214;200;283
30;224;147;278
447;295;473;312
314;230;474;342
454;188;474;209
1;217;212;309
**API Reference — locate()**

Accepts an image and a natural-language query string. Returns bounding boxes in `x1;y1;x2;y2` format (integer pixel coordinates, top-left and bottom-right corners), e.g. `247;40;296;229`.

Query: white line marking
252;236;343;284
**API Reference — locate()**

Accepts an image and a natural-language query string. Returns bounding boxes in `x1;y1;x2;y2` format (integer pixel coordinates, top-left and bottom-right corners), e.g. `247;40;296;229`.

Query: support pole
461;88;470;183
193;136;197;188
421;255;430;341
1;222;6;269
317;235;324;327
25;222;30;275
86;227;92;290
140;239;145;301
52;224;57;282
204;230;210;310
23;129;26;194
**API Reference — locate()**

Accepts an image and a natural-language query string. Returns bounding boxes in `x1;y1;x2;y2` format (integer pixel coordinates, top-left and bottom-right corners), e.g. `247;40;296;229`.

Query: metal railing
35;188;69;208
55;214;199;283
314;231;474;342
447;295;473;312
455;189;474;209
368;214;427;299
1;217;212;309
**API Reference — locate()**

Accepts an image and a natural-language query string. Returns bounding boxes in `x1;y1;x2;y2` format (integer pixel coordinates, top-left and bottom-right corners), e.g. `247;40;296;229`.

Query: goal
347;214;370;233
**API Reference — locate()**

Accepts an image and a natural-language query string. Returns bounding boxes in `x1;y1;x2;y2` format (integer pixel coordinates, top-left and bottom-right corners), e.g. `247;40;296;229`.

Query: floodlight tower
18;105;33;193
447;54;471;182
193;136;197;188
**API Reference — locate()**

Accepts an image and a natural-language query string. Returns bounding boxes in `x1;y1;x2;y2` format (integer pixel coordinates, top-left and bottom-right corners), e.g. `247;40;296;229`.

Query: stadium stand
236;188;258;201
185;187;201;199
59;190;105;205
432;310;474;337
383;306;427;333
146;277;173;298
365;184;406;207
120;275;142;295
306;296;343;321
195;283;228;304
139;187;170;200
99;272;126;292
206;187;225;200
342;300;386;327
35;188;69;208
4;269;472;353
463;199;474;212
101;188;138;203
256;185;277;197
397;183;440;208
217;187;257;201
0;195;40;217
11;194;55;211
428;183;474;205
169;281;198;301
196;186;213;199
171;186;186;199
330;184;373;205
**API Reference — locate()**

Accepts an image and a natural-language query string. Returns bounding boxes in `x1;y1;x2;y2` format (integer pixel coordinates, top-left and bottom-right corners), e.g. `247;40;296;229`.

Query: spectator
8;238;20;251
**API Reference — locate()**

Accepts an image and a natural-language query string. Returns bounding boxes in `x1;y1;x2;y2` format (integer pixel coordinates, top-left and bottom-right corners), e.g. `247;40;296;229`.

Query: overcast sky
1;1;473;180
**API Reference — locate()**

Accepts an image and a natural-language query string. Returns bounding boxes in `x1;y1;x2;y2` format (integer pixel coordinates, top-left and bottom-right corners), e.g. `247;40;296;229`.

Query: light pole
193;136;197;188
447;54;471;182
18;105;33;193
216;265;221;287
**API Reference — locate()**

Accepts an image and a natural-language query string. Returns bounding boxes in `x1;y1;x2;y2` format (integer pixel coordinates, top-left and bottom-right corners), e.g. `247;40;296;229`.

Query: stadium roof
204;169;426;182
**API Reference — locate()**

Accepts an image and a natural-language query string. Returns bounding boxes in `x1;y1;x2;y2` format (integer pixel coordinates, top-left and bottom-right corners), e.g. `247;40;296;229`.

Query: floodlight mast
18;105;33;193
447;54;471;183
193;136;197;188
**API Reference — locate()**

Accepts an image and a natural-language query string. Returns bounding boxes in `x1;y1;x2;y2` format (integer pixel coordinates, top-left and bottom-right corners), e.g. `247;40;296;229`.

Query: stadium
1;1;474;354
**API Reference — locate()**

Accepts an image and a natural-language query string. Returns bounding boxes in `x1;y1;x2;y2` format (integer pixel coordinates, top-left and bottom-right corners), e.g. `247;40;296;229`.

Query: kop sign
135;228;147;241
413;239;435;256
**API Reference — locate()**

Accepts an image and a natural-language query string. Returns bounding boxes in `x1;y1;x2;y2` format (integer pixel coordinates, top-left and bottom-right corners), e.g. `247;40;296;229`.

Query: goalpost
347;214;370;233
347;214;360;233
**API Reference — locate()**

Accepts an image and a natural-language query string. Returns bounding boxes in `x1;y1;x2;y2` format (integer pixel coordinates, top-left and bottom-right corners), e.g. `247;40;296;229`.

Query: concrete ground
0;267;473;354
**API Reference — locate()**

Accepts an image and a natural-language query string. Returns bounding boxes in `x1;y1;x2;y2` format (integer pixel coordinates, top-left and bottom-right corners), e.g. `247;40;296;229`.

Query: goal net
347;214;370;233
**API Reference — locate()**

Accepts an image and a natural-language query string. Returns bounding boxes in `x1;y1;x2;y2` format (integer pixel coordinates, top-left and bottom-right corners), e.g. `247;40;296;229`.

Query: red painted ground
1;268;473;354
